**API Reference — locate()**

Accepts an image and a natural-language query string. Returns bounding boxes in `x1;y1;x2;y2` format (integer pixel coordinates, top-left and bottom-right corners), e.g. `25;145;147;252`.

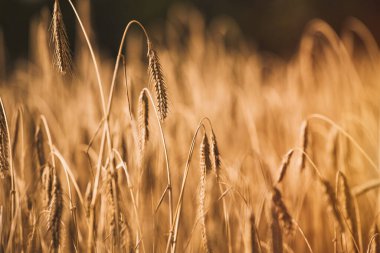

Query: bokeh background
1;0;380;63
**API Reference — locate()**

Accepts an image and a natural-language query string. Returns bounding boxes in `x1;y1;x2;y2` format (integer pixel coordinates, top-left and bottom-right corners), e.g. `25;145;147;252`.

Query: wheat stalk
319;178;344;231
0;99;11;179
210;130;220;177
148;43;168;121
48;167;63;253
138;89;149;163
245;211;260;253
337;171;359;252
199;132;212;253
51;0;72;74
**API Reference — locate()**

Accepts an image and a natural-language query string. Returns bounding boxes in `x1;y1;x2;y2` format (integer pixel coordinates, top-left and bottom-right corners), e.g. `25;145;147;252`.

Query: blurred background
1;0;380;64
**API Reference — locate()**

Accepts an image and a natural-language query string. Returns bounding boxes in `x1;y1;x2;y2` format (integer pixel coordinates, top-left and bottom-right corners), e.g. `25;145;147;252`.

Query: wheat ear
138;89;149;163
51;0;72;74
48;167;63;253
210;130;221;177
0;99;10;179
319;178;344;231
199;133;212;253
269;199;283;253
148;42;168;121
271;187;294;234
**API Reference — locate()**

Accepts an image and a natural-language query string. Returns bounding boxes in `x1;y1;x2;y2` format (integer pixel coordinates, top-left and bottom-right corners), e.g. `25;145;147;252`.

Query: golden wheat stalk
245;211;260;253
148;43;168;121
0;99;10;179
48;167;63;253
51;0;72;75
199;132;212;253
320;178;344;231
138;89;149;162
210;130;220;177
337;171;359;252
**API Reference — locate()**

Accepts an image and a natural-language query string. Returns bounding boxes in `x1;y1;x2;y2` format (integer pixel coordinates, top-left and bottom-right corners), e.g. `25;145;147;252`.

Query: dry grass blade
51;0;72;75
0;99;10;179
138;89;149;162
148;44;168;121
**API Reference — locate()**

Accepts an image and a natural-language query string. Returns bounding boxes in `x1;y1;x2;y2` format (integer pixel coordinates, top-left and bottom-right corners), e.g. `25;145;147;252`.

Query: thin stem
66;0;106;117
113;149;146;253
107;20;150;117
141;88;173;244
167;119;209;253
52;147;80;249
0;99;16;226
293;220;314;253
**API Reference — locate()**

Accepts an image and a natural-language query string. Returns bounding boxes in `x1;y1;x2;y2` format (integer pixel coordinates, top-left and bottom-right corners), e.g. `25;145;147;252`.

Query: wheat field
0;1;380;253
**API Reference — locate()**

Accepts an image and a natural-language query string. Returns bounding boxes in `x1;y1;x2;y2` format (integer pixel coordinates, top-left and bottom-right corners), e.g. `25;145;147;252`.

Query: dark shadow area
1;0;380;63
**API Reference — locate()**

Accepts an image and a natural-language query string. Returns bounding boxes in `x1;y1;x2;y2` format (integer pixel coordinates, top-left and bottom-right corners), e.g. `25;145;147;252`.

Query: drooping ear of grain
298;120;309;171
319;178;344;231
276;150;294;184
268;199;283;253
0;99;10;179
210;130;221;177
337;171;358;252
51;0;72;75
138;89;149;163
48;167;63;253
148;45;168;121
271;187;294;234
199;132;212;253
